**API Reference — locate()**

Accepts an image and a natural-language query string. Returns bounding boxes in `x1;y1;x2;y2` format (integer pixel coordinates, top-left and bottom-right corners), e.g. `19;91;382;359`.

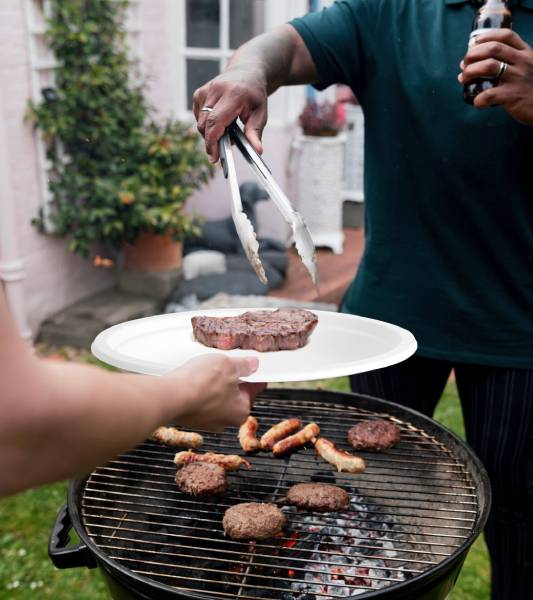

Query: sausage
260;418;302;451
151;427;203;449
174;451;251;471
272;423;320;456
239;416;261;453
314;438;366;474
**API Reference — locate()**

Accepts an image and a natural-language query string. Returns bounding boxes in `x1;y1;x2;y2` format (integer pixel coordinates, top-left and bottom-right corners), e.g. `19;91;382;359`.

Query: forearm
226;24;319;95
0;356;179;496
0;286;257;497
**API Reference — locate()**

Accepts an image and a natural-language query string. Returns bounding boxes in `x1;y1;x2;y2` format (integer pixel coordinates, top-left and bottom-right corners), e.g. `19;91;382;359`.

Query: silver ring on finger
200;106;214;113
494;61;508;84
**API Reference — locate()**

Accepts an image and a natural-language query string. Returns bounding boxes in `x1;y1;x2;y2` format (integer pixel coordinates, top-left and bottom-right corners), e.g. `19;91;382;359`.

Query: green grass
0;379;490;599
434;384;490;600
0;483;107;600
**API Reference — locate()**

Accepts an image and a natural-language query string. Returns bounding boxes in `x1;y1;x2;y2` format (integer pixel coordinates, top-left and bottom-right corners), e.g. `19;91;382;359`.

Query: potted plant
298;99;346;137
27;0;212;273
293;100;347;254
119;121;211;272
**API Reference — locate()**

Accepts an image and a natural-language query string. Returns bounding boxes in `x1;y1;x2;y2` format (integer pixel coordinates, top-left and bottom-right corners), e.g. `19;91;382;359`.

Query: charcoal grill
49;389;490;600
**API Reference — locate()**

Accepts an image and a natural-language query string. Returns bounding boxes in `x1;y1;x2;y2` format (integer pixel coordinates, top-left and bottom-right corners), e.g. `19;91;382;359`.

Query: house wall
140;0;309;242
0;0;113;337
0;0;312;337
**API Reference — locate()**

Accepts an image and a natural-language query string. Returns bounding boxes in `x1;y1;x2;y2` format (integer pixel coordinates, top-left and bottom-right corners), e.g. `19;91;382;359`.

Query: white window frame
176;0;307;125
176;0;232;118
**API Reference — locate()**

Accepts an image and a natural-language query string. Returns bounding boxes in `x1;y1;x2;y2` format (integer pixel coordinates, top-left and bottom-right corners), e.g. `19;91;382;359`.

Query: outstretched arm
0;289;258;497
193;24;318;162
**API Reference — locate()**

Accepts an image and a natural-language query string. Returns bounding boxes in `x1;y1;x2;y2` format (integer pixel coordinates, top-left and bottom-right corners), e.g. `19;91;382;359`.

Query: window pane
229;0;265;49
186;59;220;109
186;0;220;48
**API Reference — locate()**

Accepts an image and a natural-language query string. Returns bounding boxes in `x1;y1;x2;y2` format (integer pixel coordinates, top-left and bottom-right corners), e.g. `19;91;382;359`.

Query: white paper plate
91;308;417;382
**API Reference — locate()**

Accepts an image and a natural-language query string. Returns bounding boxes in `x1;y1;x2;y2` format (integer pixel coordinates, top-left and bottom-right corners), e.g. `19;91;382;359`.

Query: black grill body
49;389;490;600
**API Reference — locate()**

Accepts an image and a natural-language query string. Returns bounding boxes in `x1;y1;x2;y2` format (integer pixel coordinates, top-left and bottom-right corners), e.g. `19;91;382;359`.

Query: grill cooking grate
81;395;480;599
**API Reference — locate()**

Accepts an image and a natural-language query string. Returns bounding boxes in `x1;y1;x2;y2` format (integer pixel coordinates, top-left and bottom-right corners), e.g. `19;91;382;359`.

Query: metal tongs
218;122;318;289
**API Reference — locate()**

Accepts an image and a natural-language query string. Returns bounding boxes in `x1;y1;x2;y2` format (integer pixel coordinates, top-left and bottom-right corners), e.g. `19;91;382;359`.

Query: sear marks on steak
191;308;318;352
175;463;228;497
347;419;401;452
286;482;349;512
223;502;286;540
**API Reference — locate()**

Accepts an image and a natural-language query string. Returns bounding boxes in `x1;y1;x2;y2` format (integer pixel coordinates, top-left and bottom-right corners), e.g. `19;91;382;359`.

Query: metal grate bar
136;439;457;463
205;443;462;469
248;401;415;426
140;438;463;469
140;437;466;466
112;454;471;480
92;468;479;505
131;455;477;492
86;523;459;559
93;534;439;567
85;482;477;522
132;439;473;466
112;458;474;491
113;556;405;587
83;501;469;542
84;509;466;551
96;543;426;574
131;571;372;598
109;447;476;497
232;402;460;446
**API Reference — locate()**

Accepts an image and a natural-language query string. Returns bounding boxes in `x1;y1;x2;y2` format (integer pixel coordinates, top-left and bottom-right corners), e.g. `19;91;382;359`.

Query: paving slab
39;287;161;348
118;267;182;300
195;293;336;312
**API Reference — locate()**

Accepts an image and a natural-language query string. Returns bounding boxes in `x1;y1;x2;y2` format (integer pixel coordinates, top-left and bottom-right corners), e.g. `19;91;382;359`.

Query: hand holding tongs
218;122;318;289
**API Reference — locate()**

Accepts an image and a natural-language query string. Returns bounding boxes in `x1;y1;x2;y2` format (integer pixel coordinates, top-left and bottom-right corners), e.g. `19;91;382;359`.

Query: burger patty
223;503;286;540
191;308;318;352
286;483;349;512
347;419;401;452
175;463;228;496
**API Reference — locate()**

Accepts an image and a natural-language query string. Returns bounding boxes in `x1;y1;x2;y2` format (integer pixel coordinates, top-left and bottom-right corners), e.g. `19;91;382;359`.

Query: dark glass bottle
463;0;512;104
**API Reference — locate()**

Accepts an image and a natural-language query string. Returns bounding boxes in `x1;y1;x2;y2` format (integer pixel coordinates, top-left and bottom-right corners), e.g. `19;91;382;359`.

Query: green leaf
29;0;213;255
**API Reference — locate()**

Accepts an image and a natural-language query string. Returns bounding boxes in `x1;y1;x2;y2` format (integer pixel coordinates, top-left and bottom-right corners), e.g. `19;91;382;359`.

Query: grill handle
49;504;96;570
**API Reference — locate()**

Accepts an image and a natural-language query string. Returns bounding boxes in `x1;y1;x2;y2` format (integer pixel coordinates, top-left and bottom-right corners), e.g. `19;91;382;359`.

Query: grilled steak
348;419;401;452
286;483;349;512
191;308;318;352
222;503;286;540
175;463;228;496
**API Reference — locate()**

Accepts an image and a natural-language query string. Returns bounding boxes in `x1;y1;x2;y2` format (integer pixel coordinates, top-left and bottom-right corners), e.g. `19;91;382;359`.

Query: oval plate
91;309;417;383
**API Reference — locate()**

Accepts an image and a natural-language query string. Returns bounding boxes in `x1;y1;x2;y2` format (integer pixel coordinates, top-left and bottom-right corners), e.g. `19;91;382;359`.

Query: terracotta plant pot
302;129;339;137
125;232;182;272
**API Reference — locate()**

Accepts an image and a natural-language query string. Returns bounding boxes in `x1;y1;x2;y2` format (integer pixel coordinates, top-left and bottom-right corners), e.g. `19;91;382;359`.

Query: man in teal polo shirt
192;1;533;597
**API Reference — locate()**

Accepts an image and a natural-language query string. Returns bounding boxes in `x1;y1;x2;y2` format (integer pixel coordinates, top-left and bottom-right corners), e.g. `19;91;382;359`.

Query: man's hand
192;25;318;163
193;68;268;163
459;29;533;125
166;354;263;432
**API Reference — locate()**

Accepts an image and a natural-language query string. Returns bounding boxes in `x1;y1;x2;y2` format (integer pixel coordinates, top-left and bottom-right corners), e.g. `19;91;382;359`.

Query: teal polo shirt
291;0;533;368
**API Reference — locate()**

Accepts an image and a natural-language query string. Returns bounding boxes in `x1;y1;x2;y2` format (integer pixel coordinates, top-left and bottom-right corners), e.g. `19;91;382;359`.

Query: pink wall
139;0;299;242
0;0;113;336
0;0;306;336
140;0;180;119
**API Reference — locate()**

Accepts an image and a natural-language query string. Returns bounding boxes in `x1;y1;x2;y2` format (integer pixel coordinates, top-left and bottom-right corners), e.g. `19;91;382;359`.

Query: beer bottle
463;0;512;104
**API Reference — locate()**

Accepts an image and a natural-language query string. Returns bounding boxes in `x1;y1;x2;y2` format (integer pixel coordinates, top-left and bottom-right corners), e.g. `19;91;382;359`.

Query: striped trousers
349;356;533;600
